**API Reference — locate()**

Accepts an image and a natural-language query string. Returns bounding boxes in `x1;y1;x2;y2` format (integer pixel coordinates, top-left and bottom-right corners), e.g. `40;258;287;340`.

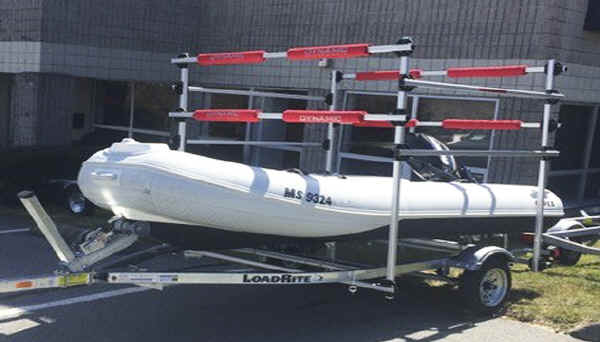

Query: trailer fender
547;218;584;233
449;246;514;271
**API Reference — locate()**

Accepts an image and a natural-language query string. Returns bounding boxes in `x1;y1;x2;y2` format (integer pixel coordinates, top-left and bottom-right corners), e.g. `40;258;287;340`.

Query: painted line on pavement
0;287;151;320
0;228;30;235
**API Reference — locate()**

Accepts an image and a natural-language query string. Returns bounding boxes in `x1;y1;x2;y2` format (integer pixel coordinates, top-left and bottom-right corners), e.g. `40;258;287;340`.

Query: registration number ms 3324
284;187;332;205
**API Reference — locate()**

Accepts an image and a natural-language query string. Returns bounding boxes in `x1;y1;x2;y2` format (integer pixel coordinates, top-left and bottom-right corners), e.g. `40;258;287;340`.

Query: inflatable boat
77;139;564;242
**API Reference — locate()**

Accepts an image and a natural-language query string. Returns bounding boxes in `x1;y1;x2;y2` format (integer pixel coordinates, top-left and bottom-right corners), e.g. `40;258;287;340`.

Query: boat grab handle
91;171;118;180
285;168;309;176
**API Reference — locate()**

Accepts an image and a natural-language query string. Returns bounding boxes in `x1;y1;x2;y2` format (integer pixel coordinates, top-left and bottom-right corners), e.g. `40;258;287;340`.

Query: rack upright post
532;59;556;272
385;38;413;294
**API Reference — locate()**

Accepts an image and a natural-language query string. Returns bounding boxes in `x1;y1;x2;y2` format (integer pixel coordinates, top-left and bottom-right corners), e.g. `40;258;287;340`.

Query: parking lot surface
0;215;580;342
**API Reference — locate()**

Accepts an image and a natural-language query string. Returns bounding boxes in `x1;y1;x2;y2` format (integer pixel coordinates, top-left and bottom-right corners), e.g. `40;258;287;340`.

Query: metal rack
4;37;600;310
169;37;563;277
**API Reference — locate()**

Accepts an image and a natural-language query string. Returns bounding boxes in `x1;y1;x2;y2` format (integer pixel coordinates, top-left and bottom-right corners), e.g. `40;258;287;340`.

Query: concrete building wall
9;73;96;148
542;0;600;67
0;0;42;42
10;73;39;147
1;0;599;189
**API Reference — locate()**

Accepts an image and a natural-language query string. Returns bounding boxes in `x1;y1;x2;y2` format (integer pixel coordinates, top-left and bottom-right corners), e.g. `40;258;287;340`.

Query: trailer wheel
557;248;581;266
461;258;511;314
556;224;597;266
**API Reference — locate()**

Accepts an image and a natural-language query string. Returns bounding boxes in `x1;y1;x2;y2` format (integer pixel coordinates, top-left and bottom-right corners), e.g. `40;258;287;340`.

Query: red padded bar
197;51;266;66
354;119;418;128
409;69;423;79
282;110;365;124
287;44;369;60
447;65;527;78
354;69;423;81
193;109;260;122
405;119;419;127
442;119;522;130
355;71;400;81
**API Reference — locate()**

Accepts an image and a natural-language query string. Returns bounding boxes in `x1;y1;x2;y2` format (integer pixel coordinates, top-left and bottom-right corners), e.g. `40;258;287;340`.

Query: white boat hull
78;139;564;238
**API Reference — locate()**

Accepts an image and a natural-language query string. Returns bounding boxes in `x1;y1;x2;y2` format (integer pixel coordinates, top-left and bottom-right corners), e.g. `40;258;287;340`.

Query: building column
10;73;40;147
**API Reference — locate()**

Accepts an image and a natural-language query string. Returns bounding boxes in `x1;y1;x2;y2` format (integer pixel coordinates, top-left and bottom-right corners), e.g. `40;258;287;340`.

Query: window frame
335;90;500;182
548;104;600;205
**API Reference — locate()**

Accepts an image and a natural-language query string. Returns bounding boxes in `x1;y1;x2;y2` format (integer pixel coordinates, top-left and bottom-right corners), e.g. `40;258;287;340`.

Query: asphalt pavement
0;214;581;342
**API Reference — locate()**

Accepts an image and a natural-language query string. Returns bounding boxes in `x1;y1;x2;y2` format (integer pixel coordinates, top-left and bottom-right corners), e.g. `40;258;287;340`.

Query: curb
569;322;600;341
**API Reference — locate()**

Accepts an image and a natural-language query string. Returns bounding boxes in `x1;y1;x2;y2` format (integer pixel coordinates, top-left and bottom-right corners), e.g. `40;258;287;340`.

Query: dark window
585;172;600;200
189;93;249;163
552;105;594;170
100;81;129;126
589;111;600;168
72;112;84;129
548;175;582;201
132;83;176;131
584;0;600;31
344;94;409;157
340;158;392;177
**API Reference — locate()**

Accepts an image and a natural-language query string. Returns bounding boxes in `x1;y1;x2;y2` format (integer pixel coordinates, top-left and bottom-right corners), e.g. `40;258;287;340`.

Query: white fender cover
78;139;564;238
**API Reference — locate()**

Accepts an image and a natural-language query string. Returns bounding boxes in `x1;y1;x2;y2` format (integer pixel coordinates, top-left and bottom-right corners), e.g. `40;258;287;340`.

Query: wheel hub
479;268;508;307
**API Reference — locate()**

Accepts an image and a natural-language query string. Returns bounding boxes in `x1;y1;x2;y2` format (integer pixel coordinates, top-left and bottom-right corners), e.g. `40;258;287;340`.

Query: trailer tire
557;248;581;266
555;223;597;266
461;257;511;314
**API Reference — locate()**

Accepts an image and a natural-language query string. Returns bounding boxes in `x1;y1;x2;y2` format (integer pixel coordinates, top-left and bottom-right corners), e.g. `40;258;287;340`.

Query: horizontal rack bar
339;152;393;163
403;79;564;100
397;149;559;158
93;124;170;137
344;66;551;81
187;86;325;101
169;111;408;123
171;42;414;65
355;119;541;129
185;140;321;147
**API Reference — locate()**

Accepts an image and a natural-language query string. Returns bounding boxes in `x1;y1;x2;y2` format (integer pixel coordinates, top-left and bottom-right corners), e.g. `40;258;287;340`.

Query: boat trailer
3;37;599;313
1;190;514;313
